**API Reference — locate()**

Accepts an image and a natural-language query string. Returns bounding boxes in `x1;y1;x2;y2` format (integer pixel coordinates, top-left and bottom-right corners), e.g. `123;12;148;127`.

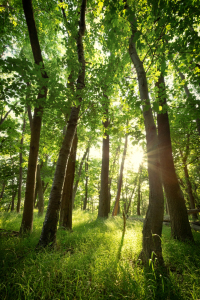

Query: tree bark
112;132;128;216
59;131;78;230
11;181;17;212
108;143;121;213
0;182;6;201
37;164;44;216
34;179;39;207
125;174;138;215
37;0;87;247
128;15;164;265
20;0;48;233
27;104;32;129
98;103;110;218
137;170;141;216
17;114;26;213
179;145;198;221
83;150;89;210
72;145;90;207
183;165;197;219
156;75;194;241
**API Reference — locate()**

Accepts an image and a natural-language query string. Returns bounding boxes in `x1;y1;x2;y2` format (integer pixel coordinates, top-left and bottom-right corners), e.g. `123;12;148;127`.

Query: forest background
0;0;200;298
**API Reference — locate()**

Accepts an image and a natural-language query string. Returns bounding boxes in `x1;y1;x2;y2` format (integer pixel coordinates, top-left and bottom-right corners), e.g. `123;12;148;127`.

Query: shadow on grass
142;263;183;300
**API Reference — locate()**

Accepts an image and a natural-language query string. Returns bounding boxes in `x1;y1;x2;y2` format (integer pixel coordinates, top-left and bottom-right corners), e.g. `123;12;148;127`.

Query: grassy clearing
0;210;200;300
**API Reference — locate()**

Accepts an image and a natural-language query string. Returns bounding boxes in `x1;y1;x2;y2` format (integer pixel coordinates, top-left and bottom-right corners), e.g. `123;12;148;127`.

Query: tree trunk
128;15;164;265
37;0;87;247
20;0;48;233
43;182;49;194
37;164;44;216
83;150;89;210
137;174;141;216
27;104;32;129
98;104;110;218
0;182;6;201
180;149;198;221
17;114;26;213
59;131;78;230
34;179;39;207
125;174;138;215
27;105;44;211
108;143;121;213
72;145;90;207
156;75;193;241
11;181;17;212
38;111;80;246
112;132;128;216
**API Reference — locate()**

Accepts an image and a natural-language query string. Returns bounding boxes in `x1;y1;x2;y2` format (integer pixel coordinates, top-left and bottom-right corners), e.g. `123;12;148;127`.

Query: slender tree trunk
108;144;121;212
17;114;26;213
128;14;164;265
137;174;141;216
43;182;49;194
20;0;48;233
183;165;197;215
166;199;169;215
38;110;80;246
98;104;110;218
112;132;128;216
11;192;17;211
125;174;138;215
7;202;11;212
27;104;44;210
59;131;78;230
83;150;89;210
34;180;38;207
11;181;17;212
37;164;44;216
179;148;198;221
27;104;32;129
156;75;193;241
37;0;87;247
72;145;90;207
0;182;6;201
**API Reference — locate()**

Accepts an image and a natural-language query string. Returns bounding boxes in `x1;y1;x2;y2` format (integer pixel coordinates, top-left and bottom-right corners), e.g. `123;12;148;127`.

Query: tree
38;0;87;247
137;165;142;216
36;164;44;216
17;113;26;213
179;134;198;221
127;9;164;264
20;0;48;233
156;74;194;241
59;131;78;230
98;94;110;218
83;148;89;210
112;128;128;217
72;144;90;207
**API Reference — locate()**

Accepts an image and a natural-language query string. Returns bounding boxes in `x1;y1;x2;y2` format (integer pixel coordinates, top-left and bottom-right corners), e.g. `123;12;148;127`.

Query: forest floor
0;209;200;300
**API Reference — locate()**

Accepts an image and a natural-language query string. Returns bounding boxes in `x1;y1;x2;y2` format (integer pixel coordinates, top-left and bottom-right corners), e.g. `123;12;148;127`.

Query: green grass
0;210;200;300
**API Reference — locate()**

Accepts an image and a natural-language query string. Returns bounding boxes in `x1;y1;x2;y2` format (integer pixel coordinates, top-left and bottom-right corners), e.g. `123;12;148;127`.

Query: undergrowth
0;210;200;299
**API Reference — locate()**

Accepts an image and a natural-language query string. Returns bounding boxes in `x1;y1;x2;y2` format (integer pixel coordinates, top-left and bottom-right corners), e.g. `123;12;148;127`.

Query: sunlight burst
129;146;144;171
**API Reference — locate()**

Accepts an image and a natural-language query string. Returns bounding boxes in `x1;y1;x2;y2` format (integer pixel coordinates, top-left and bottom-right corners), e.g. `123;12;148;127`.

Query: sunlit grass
0;209;200;299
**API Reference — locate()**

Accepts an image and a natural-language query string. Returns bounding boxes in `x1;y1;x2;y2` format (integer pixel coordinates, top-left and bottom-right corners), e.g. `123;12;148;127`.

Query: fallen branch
0;229;20;237
187;209;200;215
